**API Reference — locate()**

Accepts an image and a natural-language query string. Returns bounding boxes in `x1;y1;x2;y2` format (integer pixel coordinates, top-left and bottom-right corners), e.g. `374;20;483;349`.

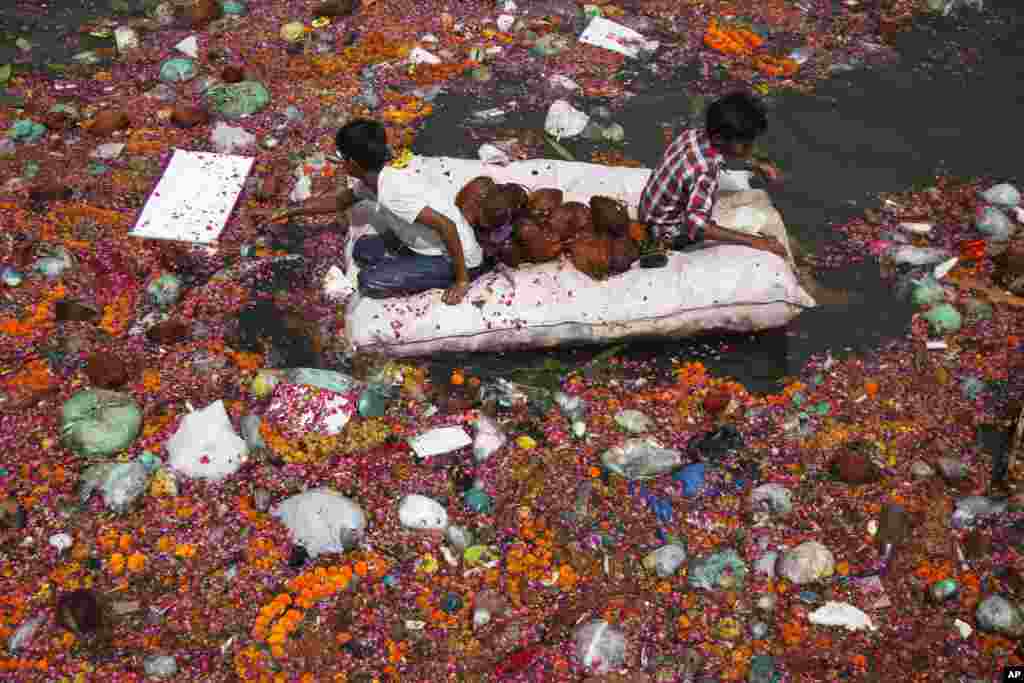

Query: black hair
706;91;767;144
335;119;391;172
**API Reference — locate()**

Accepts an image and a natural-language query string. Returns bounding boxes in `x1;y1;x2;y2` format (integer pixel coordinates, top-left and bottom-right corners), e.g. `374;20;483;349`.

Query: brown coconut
170;104;210;128
43;110;74;131
479;185;526;232
182;0;223;27
497;183;529;216
84;352;130;389
527;188;563;218
497;241;524;268
87;109;130;136
590;195;630;237
517;218;562;263
313;0;358;17
608;236;639;275
221;65;246;83
56;589;103;636
456;176;496;222
570;234;612;280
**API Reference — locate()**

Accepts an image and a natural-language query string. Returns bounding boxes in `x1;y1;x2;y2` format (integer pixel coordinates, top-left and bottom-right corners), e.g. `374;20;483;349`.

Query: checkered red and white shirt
638;128;725;242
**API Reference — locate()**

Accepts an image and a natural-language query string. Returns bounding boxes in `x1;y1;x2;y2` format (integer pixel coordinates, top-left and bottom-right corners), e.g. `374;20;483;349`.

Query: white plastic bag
472;414;507;463
210;122;256;154
981;183;1020;207
398;494;449;530
544;100;589;140
574;620;626;673
976;205;1011;241
808;602;877;631
166;401;248;481
273;488;367;557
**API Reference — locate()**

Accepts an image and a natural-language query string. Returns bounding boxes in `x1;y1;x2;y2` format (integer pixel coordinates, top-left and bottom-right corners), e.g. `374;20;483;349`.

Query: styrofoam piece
130;150;253;244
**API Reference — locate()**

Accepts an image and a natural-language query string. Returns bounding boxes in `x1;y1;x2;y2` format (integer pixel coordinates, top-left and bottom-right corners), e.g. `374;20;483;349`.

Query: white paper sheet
578;17;659;59
130;149;253;244
408;426;472;459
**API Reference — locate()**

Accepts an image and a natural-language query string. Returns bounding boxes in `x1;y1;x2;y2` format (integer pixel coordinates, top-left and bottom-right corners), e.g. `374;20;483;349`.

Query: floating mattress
340;156;815;357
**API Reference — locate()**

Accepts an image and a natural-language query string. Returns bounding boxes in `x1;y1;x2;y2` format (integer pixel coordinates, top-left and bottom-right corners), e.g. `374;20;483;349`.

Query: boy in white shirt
252;119;485;305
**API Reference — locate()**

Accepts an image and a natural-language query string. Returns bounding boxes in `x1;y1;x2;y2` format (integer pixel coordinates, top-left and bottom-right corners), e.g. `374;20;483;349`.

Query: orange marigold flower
127;552;147;573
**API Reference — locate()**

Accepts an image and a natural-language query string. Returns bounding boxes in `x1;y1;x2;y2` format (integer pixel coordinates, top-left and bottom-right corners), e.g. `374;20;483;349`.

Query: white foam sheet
578;16;659;59
130;149;254;244
341;156;814;357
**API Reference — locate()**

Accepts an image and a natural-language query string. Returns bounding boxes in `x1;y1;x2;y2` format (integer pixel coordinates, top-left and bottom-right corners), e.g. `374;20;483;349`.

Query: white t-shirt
357;167;484;269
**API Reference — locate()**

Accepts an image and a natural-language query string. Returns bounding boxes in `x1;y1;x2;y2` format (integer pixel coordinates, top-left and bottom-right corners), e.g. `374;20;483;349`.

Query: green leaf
0;64;10;86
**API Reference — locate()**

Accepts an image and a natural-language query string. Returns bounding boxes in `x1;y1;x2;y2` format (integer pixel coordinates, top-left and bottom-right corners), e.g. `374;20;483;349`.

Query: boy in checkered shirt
639;91;787;258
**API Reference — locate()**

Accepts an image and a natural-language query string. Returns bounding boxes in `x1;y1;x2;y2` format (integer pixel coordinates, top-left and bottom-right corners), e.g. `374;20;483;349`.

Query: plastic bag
688;549;749;590
544;100;590;140
398;494;449;530
273;488;367;557
166;401;248;481
975;205;1011;241
210;122;256;154
976;595;1024;637
601;439;682;480
158;58;198;83
750;483;793;516
205;81;271;119
143;655;179;679
885;245;952;267
574;620;626;673
60;390;143;458
472;414;507;463
776;541;835;585
980;183;1020;208
101;461;151;513
909;275;947;306
808;602;877;631
921;303;962;335
642;543;687;577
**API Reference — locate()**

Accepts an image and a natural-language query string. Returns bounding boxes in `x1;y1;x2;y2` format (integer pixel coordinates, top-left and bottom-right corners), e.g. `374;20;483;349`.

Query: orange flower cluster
0;658;48;673
0;594;28;641
0;283;65;337
408;60;474;86
4;359;56;392
780;619;806;646
258;420;340;464
704;19;763;56
229;350;264;371
675;360;709;387
99;288;137;336
141;368;161;392
381;97;433;126
252;556;388;658
754;55;799;78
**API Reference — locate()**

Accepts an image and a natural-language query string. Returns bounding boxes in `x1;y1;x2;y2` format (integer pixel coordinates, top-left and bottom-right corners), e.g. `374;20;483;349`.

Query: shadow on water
414;0;1024;392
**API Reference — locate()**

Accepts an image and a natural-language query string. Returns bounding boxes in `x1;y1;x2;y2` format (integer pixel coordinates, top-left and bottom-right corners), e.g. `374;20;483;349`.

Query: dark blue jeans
353;235;486;299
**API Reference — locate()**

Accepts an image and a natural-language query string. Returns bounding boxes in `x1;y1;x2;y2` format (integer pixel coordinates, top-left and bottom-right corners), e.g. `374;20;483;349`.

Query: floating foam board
130;149;253;244
578;16;659;59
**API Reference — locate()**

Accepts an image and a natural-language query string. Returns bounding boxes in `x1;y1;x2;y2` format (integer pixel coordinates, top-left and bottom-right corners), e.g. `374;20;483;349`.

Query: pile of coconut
456;177;649;279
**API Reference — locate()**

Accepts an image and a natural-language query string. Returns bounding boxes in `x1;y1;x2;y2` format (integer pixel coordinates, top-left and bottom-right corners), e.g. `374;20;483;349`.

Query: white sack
341;157;813;357
273;488;367;557
166;400;247;481
544;100;589;140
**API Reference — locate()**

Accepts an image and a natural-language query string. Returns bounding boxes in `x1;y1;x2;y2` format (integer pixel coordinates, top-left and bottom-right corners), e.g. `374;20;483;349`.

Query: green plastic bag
205;81;270;119
910;276;947;307
159;58;198;83
922;303;962;335
221;0;248;14
61;390;142;458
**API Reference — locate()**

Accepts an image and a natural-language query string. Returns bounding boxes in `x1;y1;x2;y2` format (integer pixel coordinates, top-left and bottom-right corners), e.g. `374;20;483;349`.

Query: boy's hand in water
752;160;784;184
